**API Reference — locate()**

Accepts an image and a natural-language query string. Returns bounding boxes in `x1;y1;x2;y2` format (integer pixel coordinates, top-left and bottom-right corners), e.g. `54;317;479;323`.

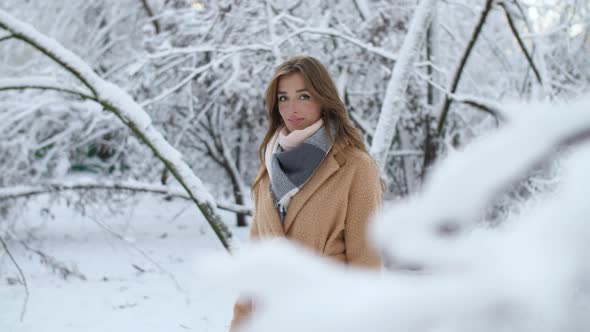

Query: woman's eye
299;94;310;100
278;95;287;102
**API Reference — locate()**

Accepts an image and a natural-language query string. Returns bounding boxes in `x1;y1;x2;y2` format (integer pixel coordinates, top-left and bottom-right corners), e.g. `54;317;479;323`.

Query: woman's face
277;72;322;132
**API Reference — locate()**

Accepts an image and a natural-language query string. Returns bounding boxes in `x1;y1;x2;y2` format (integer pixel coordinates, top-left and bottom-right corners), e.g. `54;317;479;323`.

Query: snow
2;2;590;331
0;194;248;332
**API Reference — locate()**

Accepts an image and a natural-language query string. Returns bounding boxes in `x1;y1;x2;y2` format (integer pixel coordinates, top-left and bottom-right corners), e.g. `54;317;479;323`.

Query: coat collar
281;141;348;233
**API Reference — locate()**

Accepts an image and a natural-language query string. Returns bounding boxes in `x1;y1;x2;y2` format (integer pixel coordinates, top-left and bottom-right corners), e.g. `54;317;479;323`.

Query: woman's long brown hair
252;56;369;190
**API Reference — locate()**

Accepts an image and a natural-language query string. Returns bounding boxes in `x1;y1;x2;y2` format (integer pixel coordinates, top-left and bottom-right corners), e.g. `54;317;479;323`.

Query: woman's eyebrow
277;88;308;94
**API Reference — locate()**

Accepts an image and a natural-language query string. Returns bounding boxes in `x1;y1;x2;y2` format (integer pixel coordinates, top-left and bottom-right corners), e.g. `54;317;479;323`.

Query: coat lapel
282;149;342;233
258;176;287;237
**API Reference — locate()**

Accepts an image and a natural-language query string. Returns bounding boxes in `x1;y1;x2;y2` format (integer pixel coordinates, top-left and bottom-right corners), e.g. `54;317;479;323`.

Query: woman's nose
282;100;297;113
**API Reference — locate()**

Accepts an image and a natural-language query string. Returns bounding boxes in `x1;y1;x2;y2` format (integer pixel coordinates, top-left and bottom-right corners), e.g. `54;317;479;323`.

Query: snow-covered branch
276;27;398;61
139;52;234;107
0;77;97;101
369;0;437;171
0;9;236;252
0;180;253;216
374;95;590;265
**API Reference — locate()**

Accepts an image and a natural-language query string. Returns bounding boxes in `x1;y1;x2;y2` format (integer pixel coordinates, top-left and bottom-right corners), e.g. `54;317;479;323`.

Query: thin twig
436;0;495;135
352;0;368;21
0;236;29;322
0;34;13;42
498;1;542;84
19;240;86;281
0;84;98;101
456;98;504;125
415;71;505;123
140;0;161;34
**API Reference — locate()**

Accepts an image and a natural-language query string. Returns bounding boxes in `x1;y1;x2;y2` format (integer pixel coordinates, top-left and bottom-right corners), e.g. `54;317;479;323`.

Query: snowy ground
0;194;248;332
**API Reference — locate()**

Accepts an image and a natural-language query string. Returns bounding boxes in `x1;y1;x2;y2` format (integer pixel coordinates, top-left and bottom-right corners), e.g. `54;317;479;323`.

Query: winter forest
1;0;589;331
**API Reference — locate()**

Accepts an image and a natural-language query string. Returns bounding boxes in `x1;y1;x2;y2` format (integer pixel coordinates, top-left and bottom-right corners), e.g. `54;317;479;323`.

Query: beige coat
230;141;382;331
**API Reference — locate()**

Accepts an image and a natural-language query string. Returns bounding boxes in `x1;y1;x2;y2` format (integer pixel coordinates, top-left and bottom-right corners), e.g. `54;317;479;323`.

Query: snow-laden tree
1;0;589;226
0;6;235;251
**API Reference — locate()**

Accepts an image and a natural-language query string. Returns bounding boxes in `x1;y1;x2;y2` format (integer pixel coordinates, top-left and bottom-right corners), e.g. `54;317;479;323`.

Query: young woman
230;55;382;331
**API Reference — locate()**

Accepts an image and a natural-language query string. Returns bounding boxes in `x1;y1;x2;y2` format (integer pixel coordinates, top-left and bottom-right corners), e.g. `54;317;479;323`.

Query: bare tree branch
140;0;161;34
193;107;251;226
498;1;543;84
414;71;506;122
436;0;495;135
451;94;505;125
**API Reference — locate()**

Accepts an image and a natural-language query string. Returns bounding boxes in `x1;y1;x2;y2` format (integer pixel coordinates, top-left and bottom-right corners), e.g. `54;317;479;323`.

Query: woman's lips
288;117;304;124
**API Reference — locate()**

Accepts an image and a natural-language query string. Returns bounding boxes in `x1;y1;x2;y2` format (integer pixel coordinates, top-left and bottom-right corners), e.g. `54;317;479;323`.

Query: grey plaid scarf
265;125;335;221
